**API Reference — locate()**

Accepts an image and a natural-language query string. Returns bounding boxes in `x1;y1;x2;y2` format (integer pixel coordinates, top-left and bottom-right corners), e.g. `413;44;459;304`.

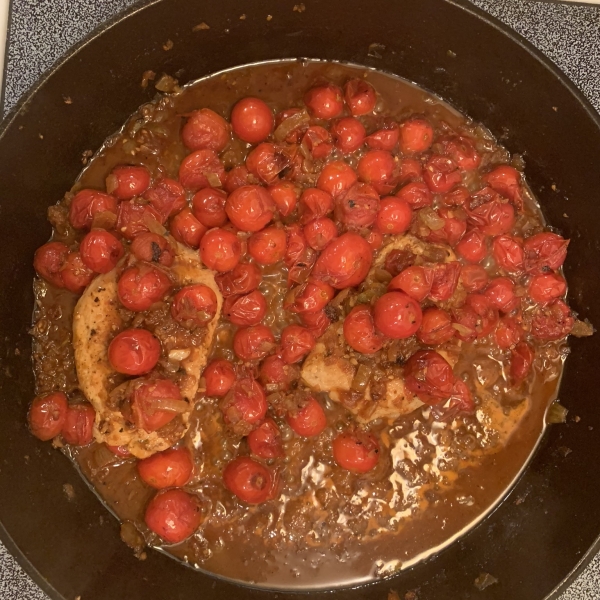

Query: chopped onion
143;212;166;235
351;364;371;393
547;401;568;424
571;319;595;338
206;172;223;188
419;207;445;231
168;349;191;362
274;109;310;142
146;398;189;414
452;323;474;336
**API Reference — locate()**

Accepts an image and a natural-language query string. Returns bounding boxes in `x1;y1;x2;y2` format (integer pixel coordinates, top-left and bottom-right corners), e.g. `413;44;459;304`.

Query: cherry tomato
203;359;236;397
233;325;276;361
456;228;487;263
28;391;68;441
303;217;338;251
483;165;523;209
248;227;287;265
373;291;423;339
344;78;376;115
246;143;291;185
131;379;183;432
395;181;432;209
225;185;275;232
284;280;336;313
107;445;131;458
301;126;333;159
495;316;523;349
34;241;68;287
531;299;574;341
365;119;399;151
441;186;471;207
528;273;567;304
429;262;461;302
231;97;274;144
357;150;395;195
259;355;299;392
523;232;569;274
221;378;268;428
215;262;262;297
200;228;242;272
138;447;194;489
143;178;186;221
108;328;161;375
333;431;380;473
278;325;315;364
464;294;499;337
374;196;411;234
225;165;252;193
312;232;373;289
117;265;172;311
61;403;95;446
492;234;524;273
223;456;275;504
451;305;478;342
268;181;299;217
343;305;384;354
131;232;174;267
397;158;423;185
484;277;518;313
106;165;151;200
467;198;515;236
182;108;230;152
299;188;334;224
460;264;489;293
423;155;462;193
331;117;366;154
171;284;218;328
446;379;475;413
510;341;535;385
178;149;226;192
145;488;202;544
421;207;467;247
285;223;309;268
366;228;384;251
442;136;481;171
275;108;309;144
304;84;344;119
80;229;124;274
417;308;455;345
116;200;163;240
404;350;454;405
316;160;358;198
69;189;118;230
61;252;95;293
287;396;327;437
336;183;380;229
169;208;207;249
248;419;283;459
300;309;331;339
389;266;433;302
399;117;434;154
224;290;267;326
191;188;227;228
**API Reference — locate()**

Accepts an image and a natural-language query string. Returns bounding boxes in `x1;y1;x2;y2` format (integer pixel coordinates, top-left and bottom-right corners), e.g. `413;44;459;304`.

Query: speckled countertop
2;0;599;598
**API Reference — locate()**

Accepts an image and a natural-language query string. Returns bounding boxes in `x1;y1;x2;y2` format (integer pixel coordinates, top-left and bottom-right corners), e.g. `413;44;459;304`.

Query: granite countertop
2;0;599;598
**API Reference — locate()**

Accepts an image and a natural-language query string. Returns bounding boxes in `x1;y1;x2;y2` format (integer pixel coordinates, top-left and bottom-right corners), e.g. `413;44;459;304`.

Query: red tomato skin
221;378;268;427
492;234;524;273
259;355;299;392
366;122;399;151
495;316;524;349
138;448;194;489
523;232;569;274
312;232;373;289
61;404;96;446
484;277;518;313
456;228;487;264
131;379;182;432
224;290;267;326
215;262;262;297
397;158;423;185
28;392;68;441
442;136;482;171
483;165;523;208
199;228;242;273
248;227;287;265
423;207;467;248
118;265;172;311
278;325;315;364
528;273;567;304
417;308;455;345
169;208;207;249
331;117;366;154
304;217;338;251
366;228;384;251
245;143;291;184
203;359;236;397
178;149;226;192
343;305;384;354
300;309;331;339
399;118;434;154
301;125;334;160
388;266;433;303
248;419;284;459
61;252;95;293
333;432;380;473
143;178;187;221
116;200;164;240
192;187;228;228
429;262;461;303
34;242;69;288
531;299;574;341
225;165;252;193
145;489;203;544
304;84;344;119
467;199;515;236
511;341;535;385
233;325;276;361
171;284;218;328
225;185;275;232
230;97;274;144
287;396;327;437
316;160;358;198
131;232;175;267
357;150;395;194
394;182;432;210
451;305;478;343
423;155;462;193
69;189;118;230
404;350;454;405
182;108;230;152
107;445;132;458
464;294;499;337
80;229;124;274
268;181;299;217
106;165;151;200
373;291;423;339
344;79;377;116
442;186;471;207
460;264;489;293
377;196;413;234
108;329;161;376
223;456;275;504
285;277;334;313
336;183;380;229
299;188;334;224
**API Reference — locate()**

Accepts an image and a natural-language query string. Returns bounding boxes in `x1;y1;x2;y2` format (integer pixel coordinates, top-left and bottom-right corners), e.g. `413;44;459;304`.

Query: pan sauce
32;60;569;589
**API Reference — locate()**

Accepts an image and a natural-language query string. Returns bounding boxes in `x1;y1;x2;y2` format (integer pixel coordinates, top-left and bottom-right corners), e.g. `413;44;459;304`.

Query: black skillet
1;0;599;598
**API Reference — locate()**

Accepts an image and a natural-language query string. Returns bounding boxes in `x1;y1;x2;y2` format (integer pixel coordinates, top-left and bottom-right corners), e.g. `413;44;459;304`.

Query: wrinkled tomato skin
61;252;95;293
317;161;358;198
302;126;333;159
442;136;481;171
467;199;515;236
203;359;236;397
511;341;535;385
460;264;489;293
131;379;182;432
404;350;454;405
388;266;433;302
344;79;377;116
333;432;380;473
182;108;230;152
116;200;164;240
69;189;118;230
429;262;461;303
284;279;335;313
223;456;275;504
224;290;267;326
106;165;151;200
495;316;524;349
278;325;315;364
131;232;174;267
528;273;567;304
233;325;276;361
423;155;462;193
259;355;299;392
483;165;523;208
200;228;242;272
484;277;518;313
215;262;262;296
465;294;499;338
531;299;574;341
373;291;423;339
245;143;291;184
492;234;524;273
178;149;226;192
144;489;203;544
299;188;334;224
523;232;569;274
225;166;252;193
456;228;487;264
108;328;161;376
399;118;434;154
395;182;432;209
343;305;384;354
451;305;478;343
192;187;228;228
171;284;218;328
365;120;399;151
300;309;331;339
28;392;68;441
304;217;338;251
169;208;207;249
287;396;327;437
268;181;299;217
231;97;274;144
61;404;96;446
336;183;380;229
143;178;186;221
117;265;172;311
357;150;395;194
424;207;467;248
248;227;287;265
331;117;366;154
80;229;125;274
138;447;194;489
304;84;344;119
248;419;284;459
226;185;276;232
417;308;455;345
34;242;69;288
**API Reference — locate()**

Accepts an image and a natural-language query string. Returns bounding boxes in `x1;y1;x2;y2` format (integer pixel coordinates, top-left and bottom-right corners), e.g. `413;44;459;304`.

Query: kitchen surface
1;0;599;598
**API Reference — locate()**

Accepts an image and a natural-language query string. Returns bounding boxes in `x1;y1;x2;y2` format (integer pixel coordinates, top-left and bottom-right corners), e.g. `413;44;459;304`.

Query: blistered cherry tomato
460;264;489;293
404;350;454;405
357;150;395;194
344;79;376;115
248;227;287;265
304;84;344;119
442;186;471;207
215;262;262;296
61;403;95;446
221;378;268;428
483;165;522;208
336;183;380;228
495;316;523;349
200;228;242;272
464;294;499;337
107;445;131;458
423;155;462;193
303;217;338;251
398;158;423;184
429;262;461;302
442;136;481;171
225;185;275;232
376;196;412;234
285;224;310;267
191;188;227;228
223;456;275;504
284;279;335;313
300;309;331;339
145;489;202;544
301;126;333;159
278;325;315;364
467;198;515;236
225;165;251;193
178;149;226;192
399;118;434;154
484;277;518;313
61;252;95;293
312;232;373;289
389;266;433;302
366;119;399;151
231;97;274;144
106;165;151;200
182;108;230;152
108;328;161;375
169;208;207;249
248;419;283;459
246;143;291;184
286;396;327;438
116;200;163;239
417;308;455;345
117;265;172;311
343;305;384;354
224;290;267;326
395;181;432;209
423;207;467;247
34;242;68;287
233;325;276;361
317;160;358;198
268;181;299;217
172;284;218;328
331;117;366;154
80;229;124;273
456;228;487;263
131;232;174;267
531;299;574;341
203;359;236;397
451;305;478;343
333;431;379;473
138;447;194;489
131;379;182;432
511;341;535;385
28;392;68;441
528;273;567;304
299;188;334;224
259;355;299;392
143;178;186;221
373;291;423;339
492;234;524;273
366;228;384;251
69;189;118;230
523;232;569;274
